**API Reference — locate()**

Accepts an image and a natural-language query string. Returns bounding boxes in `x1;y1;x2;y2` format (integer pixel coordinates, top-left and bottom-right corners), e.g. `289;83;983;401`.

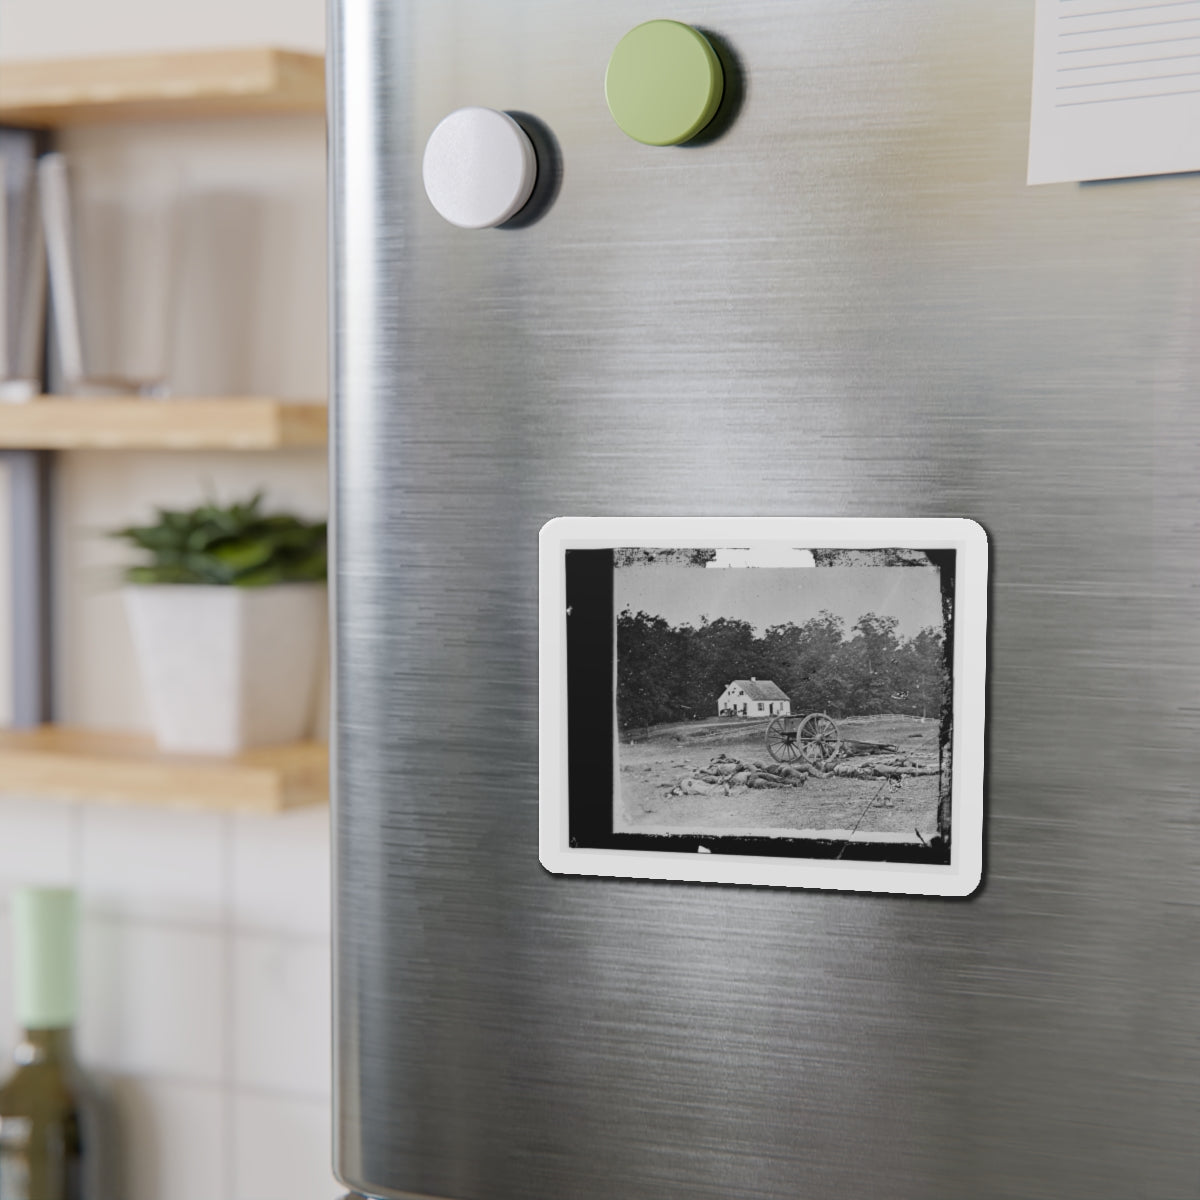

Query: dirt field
616;714;941;843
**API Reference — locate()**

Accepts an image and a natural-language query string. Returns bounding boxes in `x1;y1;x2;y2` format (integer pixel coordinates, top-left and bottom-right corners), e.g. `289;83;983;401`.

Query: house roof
726;679;790;702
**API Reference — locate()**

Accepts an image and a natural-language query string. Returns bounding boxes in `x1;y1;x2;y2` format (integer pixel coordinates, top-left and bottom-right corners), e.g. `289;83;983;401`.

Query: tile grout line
80;909;330;944
45;1068;329;1106
94;1070;329;1105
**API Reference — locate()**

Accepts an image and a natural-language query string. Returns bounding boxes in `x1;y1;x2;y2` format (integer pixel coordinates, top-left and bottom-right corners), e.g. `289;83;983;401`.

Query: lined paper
1028;0;1200;183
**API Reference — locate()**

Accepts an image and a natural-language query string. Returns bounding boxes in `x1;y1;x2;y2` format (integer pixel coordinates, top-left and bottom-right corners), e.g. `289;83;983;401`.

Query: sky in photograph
615;563;943;639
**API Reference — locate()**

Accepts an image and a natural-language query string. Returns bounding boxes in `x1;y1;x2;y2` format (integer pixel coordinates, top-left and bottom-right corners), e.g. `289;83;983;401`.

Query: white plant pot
124;583;326;756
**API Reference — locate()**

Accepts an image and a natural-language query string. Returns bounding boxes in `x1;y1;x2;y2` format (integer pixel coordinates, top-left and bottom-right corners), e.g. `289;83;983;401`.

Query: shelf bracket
2;448;53;727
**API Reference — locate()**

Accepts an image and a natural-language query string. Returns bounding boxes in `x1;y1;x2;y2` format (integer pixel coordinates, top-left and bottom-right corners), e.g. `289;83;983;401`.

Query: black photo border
565;547;954;866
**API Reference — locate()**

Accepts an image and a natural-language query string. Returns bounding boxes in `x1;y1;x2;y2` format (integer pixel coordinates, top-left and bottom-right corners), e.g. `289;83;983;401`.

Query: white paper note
1028;0;1200;184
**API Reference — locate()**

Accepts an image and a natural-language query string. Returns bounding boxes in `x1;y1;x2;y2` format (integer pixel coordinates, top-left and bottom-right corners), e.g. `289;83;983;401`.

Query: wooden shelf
0;397;327;450
0;726;327;813
0;48;325;127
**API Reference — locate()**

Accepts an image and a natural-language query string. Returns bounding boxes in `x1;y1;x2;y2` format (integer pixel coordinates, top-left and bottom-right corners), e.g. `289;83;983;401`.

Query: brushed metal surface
330;2;1200;1197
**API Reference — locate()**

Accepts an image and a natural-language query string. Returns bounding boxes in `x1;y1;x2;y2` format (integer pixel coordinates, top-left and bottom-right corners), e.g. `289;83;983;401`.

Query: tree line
617;608;947;731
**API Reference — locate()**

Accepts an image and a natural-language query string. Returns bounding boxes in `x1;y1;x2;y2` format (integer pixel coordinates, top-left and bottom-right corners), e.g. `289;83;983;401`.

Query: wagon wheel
798;713;841;765
765;715;804;762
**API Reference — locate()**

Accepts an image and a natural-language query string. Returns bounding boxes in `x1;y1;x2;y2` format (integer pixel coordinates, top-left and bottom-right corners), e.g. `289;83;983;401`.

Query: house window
757;703;764;712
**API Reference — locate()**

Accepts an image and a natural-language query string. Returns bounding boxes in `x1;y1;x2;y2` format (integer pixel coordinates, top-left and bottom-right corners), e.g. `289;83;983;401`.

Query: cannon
764;713;841;766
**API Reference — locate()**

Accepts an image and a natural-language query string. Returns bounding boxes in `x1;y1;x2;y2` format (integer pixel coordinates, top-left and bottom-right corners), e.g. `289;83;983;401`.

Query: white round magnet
422;107;538;229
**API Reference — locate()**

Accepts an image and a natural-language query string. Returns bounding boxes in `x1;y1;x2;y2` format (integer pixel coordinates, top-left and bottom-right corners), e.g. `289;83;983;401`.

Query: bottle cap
12;887;77;1029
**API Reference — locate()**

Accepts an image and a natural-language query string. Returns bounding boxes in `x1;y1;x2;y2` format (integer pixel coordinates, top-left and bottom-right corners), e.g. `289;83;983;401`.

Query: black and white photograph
612;546;951;854
540;517;987;895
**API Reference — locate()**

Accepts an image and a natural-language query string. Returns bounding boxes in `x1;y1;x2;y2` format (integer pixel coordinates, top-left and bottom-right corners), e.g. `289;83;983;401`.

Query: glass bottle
0;888;88;1200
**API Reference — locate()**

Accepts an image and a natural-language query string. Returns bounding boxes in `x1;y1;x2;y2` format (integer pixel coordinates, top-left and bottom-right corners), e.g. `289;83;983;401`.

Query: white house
717;678;791;718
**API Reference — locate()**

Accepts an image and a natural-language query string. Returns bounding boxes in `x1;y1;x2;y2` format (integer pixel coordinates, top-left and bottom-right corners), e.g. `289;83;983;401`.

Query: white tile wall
233;935;331;1097
0;796;78;889
80;805;225;924
107;1076;227;1200
80;917;226;1081
232;1093;339;1200
0;799;334;1196
233;806;331;937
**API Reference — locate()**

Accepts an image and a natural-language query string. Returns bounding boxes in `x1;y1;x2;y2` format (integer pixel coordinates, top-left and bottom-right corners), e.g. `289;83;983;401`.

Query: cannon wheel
798;713;841;765
765;715;803;762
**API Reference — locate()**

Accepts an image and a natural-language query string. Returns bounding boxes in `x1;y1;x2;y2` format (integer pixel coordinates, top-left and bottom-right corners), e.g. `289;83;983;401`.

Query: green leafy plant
112;494;327;587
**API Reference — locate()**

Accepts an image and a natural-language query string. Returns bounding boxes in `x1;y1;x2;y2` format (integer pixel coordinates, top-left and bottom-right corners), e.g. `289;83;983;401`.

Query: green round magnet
605;20;724;146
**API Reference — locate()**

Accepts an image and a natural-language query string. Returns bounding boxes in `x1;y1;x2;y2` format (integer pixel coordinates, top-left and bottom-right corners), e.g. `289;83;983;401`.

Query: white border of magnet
539;516;987;898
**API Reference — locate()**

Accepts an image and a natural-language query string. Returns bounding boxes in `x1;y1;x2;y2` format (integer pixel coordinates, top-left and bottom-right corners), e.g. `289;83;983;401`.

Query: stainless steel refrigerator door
329;2;1200;1197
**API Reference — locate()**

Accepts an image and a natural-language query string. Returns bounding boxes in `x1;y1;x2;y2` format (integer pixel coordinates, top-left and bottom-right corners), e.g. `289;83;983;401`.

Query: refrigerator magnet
539;516;987;897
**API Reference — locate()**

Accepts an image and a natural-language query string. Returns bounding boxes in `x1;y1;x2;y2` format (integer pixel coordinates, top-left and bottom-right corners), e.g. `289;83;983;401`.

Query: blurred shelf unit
0;47;325;127
0;51;330;813
0;726;327;813
0;397;327;450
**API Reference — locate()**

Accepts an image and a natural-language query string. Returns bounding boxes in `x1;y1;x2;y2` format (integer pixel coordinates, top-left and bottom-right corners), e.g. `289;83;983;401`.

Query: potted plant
112;494;327;755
